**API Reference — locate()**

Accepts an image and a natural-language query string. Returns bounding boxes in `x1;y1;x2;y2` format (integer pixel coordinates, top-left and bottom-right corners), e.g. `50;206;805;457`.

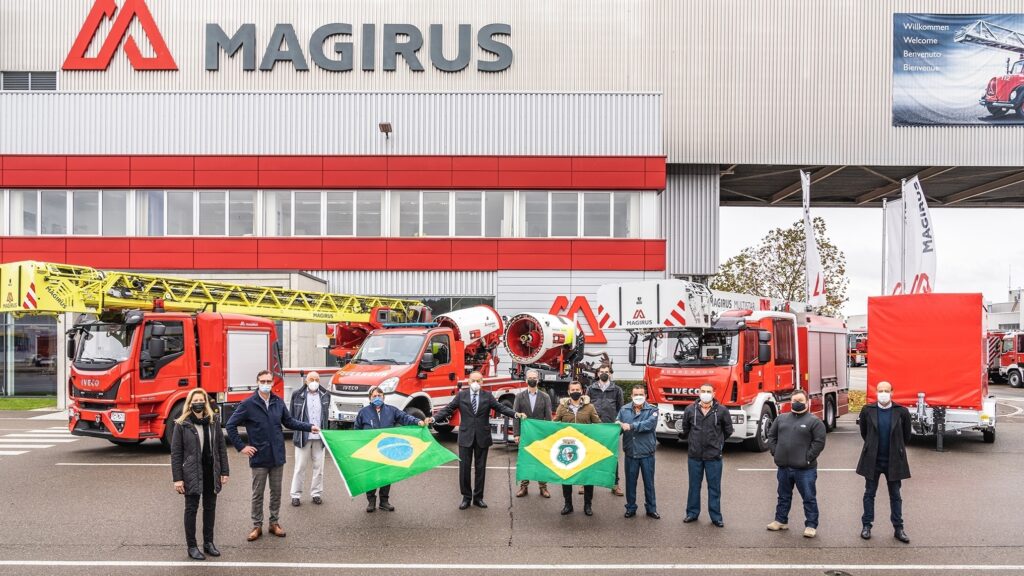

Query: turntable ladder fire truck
0;260;427;447
954;19;1024;117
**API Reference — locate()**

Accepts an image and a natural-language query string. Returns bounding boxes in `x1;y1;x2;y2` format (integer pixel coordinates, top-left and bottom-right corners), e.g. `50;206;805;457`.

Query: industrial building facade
1;0;1020;398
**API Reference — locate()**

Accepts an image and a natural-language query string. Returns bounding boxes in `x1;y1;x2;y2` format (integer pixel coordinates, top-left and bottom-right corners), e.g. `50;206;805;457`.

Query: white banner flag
883;199;905;295
801;171;827;308
901;176;936;294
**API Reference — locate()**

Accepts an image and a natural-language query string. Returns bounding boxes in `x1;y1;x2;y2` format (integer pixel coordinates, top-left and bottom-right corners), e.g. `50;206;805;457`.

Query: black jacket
512;388;552;437
680;401;735;460
433;388;516;448
170;417;230;496
225;392;312;468
856;403;912;480
586;381;623;424
290;387;331;449
767;411;826;469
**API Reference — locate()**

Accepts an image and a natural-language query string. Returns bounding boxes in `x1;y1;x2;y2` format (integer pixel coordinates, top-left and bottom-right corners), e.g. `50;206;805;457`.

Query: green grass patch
0;397;58;410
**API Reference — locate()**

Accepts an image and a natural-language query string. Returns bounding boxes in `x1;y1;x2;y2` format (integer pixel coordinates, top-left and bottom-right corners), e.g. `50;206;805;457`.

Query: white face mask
469;381;481;393
877;391;892;405
699;392;714;404
632;395;645;406
307;380;319;392
258;384;272;394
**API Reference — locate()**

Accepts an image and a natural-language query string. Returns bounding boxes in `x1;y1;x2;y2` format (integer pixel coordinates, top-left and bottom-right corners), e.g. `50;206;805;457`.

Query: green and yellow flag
515;419;620;488
321;426;458;496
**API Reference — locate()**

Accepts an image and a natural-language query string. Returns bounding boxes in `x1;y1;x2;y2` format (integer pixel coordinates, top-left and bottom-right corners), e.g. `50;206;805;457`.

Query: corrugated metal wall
307;270;496;296
3;0;1021;165
0;92;661;155
663;165;719;277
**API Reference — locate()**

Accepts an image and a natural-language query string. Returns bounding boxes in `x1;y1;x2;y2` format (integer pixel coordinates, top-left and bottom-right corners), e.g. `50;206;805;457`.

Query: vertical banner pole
881;198;887;295
900;179;907;294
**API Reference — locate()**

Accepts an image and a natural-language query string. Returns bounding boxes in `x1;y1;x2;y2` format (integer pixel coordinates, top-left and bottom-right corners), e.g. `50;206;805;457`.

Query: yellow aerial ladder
0;260;428;324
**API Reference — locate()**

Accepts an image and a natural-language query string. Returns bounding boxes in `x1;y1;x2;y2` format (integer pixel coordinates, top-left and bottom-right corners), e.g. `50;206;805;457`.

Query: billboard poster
893;13;1024;126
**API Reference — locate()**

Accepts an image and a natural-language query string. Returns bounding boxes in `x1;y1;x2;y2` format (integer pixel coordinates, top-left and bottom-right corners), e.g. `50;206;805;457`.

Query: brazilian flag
516;420;621;488
321;427;458;496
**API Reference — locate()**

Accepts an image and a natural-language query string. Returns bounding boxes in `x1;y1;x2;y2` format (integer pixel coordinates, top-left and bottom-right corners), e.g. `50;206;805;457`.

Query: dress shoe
683;516;698;523
646;511;661;520
560;504;573;515
539;486;551;498
624;510;636;518
612;485;624;497
861;526;872;540
473;499;488;509
312;496;322;505
584;504;593;516
894;528;910;543
516;485;528;497
203;542;220;557
247;526;262;541
712;520;724;528
459;498;472;510
268;523;286;537
187;546;206;561
379;501;395;512
366;499;377;513
291;498;301;507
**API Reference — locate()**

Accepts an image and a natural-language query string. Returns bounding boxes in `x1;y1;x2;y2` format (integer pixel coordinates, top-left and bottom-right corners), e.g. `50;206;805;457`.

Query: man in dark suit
427;371;524;509
857;380;912;544
513;369;553;498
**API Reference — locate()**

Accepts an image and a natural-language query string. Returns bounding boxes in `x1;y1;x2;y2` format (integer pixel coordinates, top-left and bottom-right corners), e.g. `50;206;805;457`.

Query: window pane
325;191;353;236
71;191;100;235
356;191;382;236
396;191;419;237
484;191;512;237
166;191;193;235
583;193;611;237
10;190;38;235
422;191;450;236
198;192;226;236
102;190;127;236
454;192;482;236
136;190;164;236
613;193;633;238
228;191;255;236
551;193;578;237
264;191;292;236
40;191;67;235
294;191;322;236
522;191;548;238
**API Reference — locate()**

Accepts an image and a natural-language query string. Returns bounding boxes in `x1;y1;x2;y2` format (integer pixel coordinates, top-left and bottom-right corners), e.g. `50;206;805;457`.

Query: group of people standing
169;367;913;561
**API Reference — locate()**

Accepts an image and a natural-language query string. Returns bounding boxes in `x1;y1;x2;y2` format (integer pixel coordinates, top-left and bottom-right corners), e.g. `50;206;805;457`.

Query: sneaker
803;527;817;538
291;498;300;507
766;521;788;531
312;496;322;505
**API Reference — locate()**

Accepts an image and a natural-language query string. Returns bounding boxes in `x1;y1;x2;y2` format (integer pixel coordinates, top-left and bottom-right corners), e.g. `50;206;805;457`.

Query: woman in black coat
171;388;230;561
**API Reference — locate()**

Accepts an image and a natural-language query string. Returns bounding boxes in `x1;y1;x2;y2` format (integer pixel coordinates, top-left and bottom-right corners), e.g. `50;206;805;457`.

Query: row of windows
2;189;650;238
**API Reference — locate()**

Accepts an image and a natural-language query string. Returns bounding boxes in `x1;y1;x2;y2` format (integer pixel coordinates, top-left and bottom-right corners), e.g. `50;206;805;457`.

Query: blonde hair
176;388;216;424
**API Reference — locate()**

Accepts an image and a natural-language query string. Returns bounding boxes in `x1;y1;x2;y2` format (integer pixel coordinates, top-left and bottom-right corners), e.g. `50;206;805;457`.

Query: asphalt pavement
1;386;1023;575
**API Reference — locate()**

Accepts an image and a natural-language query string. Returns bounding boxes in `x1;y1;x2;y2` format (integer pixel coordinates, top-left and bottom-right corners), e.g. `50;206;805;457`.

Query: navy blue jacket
226;392;312;469
616;403;659;458
354;403;422;430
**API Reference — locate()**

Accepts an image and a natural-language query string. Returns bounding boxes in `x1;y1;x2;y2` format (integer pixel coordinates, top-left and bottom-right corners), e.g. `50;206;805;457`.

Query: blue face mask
371;396;384;407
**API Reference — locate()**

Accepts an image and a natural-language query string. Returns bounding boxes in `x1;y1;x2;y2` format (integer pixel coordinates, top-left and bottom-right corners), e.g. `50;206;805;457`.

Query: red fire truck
954;20;1024;117
597;279;849;451
991;330;1024;387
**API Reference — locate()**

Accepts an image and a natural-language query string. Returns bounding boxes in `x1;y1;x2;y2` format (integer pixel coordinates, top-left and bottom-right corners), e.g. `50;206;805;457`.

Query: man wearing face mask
587;364;624;496
857;381;912;543
427;371;525;510
354;386;428;512
766;389;826;538
616;384;660;519
553;380;602;515
513;369;553;498
680;383;734;526
226;370;317;542
289;371;331;508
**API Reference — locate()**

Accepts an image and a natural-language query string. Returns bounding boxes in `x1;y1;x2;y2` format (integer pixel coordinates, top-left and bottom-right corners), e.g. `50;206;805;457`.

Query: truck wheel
824;396;837;432
1009;370;1022;388
160;402;184;450
982;429;996;443
743;405;774;452
405;406;427;422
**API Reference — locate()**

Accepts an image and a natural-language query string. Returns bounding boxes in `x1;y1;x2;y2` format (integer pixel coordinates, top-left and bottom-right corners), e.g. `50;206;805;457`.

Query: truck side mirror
419;352;434;371
148;338;166;359
758;343;772;364
628;333;638;365
67;336;76;359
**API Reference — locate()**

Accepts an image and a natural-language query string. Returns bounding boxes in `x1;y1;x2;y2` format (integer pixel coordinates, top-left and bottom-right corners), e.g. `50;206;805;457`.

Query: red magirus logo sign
63;0;177;71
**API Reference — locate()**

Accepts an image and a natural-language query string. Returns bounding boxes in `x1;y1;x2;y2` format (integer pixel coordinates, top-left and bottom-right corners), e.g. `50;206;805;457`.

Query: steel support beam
770;166;846;205
945;171;1024;205
855;166;955;205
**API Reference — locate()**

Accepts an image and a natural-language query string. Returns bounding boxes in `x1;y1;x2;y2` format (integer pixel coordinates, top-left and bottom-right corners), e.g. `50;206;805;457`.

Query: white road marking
26;429;75;434
0;444;55;449
0;451;28;456
737;468;855;472
0;437;77;443
55;463;168;467
0;561;1020;571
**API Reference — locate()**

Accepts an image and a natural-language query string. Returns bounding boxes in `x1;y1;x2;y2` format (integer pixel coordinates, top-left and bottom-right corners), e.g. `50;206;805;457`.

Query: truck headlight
379;377;400;393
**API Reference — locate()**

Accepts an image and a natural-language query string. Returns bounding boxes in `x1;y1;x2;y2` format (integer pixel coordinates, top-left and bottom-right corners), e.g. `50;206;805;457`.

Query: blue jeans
686;458;723;522
623;455;657;514
862;469;903;528
775;467;818;528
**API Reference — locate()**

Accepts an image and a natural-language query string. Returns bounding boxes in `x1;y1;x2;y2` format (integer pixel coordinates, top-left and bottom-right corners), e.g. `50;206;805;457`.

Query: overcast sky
719;207;1016;317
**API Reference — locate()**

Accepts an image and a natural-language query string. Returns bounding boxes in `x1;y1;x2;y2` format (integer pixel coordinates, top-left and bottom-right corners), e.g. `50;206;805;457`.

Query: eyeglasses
257;379;273;384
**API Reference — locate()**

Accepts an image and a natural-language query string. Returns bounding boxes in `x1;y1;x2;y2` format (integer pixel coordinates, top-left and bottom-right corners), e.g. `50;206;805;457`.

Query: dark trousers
184;467;217;548
624;455;657;514
775;466;819;529
862;469;903;528
686;457;723;522
563;484;593;506
367;484;391;503
458;443;489;499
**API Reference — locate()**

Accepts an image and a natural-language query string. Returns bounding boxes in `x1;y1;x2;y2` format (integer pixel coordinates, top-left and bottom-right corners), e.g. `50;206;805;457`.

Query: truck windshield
1012;60;1024;75
350;334;424;365
648;330;738;367
75;323;133;366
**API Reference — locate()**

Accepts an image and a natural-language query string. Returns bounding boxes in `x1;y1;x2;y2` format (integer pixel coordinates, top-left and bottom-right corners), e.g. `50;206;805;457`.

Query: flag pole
900;179;907;294
881;198;887;295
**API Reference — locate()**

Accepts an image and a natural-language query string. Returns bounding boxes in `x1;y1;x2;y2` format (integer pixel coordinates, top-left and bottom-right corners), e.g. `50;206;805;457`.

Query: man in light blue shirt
289;372;330;507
